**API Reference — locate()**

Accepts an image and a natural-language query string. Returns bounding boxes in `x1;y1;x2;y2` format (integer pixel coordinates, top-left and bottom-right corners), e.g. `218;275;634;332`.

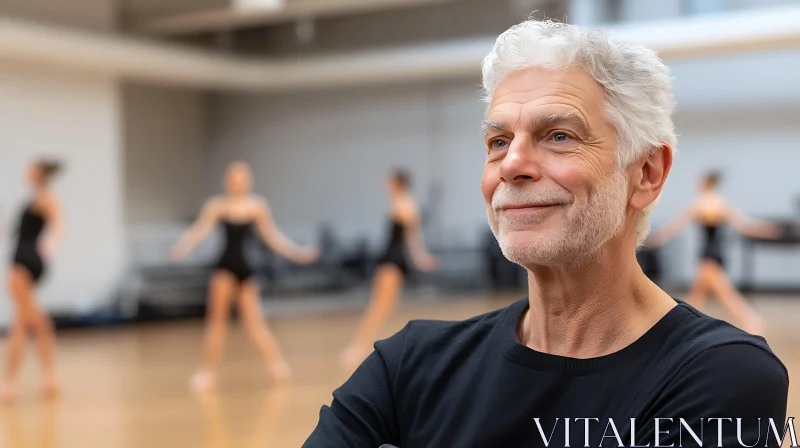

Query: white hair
481;20;677;247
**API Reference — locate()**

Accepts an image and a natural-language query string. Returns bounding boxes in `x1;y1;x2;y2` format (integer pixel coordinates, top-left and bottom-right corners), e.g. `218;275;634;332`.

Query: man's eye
489;139;508;150
551;132;572;143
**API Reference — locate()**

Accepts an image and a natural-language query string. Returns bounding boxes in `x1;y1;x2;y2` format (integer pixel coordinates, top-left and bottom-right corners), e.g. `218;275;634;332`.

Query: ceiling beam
134;0;459;36
2;5;800;91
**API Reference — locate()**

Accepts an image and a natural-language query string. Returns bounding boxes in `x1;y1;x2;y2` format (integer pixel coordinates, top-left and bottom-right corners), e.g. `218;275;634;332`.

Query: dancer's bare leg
191;271;236;392
685;263;711;311
238;280;291;384
340;264;404;369
2;266;56;402
706;262;765;335
0;317;26;405
29;303;58;398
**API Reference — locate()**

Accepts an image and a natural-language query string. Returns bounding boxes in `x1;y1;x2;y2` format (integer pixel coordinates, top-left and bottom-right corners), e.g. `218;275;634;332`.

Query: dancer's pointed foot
189;370;217;394
268;360;292;385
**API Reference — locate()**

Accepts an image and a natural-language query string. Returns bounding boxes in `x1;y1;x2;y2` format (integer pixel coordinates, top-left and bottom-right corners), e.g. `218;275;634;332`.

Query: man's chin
499;235;562;265
497;233;600;268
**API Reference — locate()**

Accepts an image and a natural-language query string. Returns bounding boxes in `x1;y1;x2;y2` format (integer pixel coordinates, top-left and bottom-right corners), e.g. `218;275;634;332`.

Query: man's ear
630;145;672;213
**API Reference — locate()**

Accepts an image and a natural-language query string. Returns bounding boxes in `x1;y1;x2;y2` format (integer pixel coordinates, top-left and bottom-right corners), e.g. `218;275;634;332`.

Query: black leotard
700;223;724;266
12;203;47;282
377;218;410;276
215;220;255;282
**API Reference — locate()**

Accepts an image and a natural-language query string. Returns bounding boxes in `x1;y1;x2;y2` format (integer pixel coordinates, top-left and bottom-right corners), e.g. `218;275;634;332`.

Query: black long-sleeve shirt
304;298;789;447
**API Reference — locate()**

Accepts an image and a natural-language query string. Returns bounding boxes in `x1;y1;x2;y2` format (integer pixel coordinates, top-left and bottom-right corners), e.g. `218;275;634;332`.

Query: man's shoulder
666;301;787;383
671;301;773;354
375;298;522;361
643;302;789;419
407;300;513;335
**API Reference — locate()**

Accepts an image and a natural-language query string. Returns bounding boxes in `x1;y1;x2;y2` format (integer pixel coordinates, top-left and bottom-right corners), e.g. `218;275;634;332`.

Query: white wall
0;64;124;324
669;48;800;109
622;0;681;22
123;83;210;224
433;82;494;248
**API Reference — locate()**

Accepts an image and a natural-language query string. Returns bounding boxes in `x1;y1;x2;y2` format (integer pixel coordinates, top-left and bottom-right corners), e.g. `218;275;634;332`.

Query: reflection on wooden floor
0;293;798;447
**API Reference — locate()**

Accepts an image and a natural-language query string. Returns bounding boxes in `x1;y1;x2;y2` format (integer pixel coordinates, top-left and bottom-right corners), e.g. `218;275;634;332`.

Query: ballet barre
740;219;800;292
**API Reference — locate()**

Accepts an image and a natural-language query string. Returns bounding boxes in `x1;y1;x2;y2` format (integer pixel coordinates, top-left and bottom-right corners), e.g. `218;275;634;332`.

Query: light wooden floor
1;293;798;447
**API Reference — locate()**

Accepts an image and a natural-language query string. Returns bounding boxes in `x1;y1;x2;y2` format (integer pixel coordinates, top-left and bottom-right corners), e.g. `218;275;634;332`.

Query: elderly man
303;20;788;448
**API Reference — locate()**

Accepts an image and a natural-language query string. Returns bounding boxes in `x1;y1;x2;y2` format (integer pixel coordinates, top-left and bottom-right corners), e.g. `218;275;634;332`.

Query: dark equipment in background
483;230;526;291
636;247;662;284
740;219;800;292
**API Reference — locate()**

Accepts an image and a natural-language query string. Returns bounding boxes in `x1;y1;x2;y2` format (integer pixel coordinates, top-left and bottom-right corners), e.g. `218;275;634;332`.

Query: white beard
489;169;628;268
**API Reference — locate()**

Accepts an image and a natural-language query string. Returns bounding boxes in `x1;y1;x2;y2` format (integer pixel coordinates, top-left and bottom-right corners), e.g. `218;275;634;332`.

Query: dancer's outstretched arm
254;198;318;265
171;198;222;259
646;204;697;248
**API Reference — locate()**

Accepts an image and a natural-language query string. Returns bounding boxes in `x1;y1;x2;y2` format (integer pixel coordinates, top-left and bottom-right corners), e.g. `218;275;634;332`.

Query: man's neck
519;245;676;359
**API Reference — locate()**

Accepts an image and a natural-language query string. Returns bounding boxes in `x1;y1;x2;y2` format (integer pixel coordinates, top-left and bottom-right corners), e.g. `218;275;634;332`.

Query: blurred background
1;0;800;446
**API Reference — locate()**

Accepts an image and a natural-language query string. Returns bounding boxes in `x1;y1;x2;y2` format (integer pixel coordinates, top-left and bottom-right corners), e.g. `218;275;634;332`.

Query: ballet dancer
647;171;780;334
340;169;438;368
171;161;318;391
1;160;65;403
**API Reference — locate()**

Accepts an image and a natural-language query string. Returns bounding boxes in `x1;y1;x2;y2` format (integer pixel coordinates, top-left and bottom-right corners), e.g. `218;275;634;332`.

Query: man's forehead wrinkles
490;93;593;117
